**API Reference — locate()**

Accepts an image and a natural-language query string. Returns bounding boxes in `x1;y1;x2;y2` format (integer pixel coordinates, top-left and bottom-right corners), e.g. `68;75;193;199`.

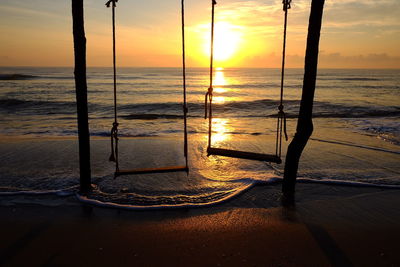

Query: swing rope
181;0;189;169
276;0;291;158
106;0;119;172
205;0;217;149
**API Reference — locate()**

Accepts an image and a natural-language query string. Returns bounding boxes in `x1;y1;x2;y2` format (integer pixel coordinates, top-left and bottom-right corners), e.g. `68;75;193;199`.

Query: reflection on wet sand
211;118;232;145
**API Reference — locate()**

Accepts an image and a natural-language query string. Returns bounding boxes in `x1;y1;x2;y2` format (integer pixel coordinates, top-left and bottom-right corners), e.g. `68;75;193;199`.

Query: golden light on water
211;69;240;103
213;96;226;104
214;70;226;86
211;118;232;145
204;68;238;145
214;69;227;93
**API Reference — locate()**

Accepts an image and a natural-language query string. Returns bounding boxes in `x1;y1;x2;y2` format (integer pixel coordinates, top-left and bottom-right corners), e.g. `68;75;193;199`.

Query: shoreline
1;180;399;210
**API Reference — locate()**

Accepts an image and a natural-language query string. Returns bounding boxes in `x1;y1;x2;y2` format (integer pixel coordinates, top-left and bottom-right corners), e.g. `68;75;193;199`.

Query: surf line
310;138;400;155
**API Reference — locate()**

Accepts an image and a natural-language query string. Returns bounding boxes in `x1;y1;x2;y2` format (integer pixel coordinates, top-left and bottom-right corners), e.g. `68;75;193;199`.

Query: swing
204;0;291;164
106;0;189;177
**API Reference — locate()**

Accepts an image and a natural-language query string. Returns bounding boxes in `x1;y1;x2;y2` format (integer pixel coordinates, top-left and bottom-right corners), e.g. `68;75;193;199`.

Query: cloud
0;4;68;21
319;52;400;69
322;0;400;31
214;0;303;36
216;0;400;37
228;51;400;69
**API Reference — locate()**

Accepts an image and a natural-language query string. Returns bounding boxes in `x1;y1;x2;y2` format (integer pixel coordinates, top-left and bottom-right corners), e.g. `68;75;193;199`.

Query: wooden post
72;0;91;194
282;0;325;196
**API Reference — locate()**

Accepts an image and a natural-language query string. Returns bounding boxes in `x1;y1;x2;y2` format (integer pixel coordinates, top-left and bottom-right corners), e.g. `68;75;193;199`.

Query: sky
0;0;399;68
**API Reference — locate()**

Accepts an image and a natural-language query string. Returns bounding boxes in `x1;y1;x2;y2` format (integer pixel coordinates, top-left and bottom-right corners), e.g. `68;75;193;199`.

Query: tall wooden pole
282;0;325;196
72;0;91;194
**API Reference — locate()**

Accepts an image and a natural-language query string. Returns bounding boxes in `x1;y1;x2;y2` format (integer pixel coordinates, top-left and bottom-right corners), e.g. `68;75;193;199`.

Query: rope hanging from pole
106;0;119;173
205;0;217;150
276;0;291;158
181;0;189;170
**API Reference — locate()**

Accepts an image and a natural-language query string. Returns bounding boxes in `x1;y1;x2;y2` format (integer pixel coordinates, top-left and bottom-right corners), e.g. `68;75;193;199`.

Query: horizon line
1;66;400;70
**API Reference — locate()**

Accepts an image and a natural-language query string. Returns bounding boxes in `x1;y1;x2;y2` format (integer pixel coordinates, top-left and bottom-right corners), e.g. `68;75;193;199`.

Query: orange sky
0;0;399;68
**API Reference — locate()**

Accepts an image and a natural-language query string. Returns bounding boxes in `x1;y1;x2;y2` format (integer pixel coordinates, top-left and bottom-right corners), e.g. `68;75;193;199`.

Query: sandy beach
1;184;400;266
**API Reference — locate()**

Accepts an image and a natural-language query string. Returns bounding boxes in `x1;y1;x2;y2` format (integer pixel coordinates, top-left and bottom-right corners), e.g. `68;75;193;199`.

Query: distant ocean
0;67;399;208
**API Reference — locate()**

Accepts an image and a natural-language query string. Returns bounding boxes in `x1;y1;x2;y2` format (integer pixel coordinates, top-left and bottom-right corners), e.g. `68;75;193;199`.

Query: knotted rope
181;0;189;170
106;0;119;172
205;0;217;149
276;0;291;157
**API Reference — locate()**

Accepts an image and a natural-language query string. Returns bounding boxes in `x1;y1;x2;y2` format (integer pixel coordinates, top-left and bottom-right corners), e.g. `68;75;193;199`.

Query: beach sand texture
1;187;399;266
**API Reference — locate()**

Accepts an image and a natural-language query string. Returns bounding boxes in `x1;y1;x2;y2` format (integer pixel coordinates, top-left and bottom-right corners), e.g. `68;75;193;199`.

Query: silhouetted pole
282;0;325;196
72;0;91;194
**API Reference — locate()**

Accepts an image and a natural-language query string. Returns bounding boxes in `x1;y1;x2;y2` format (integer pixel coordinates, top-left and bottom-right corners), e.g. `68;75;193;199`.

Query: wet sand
1;185;400;266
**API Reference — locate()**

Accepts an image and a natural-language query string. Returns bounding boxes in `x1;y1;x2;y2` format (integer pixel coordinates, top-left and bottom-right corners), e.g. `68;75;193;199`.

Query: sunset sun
204;22;242;63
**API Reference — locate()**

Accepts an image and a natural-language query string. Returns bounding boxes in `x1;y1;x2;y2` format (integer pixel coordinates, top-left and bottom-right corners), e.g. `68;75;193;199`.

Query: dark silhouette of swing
204;0;291;164
106;0;189;176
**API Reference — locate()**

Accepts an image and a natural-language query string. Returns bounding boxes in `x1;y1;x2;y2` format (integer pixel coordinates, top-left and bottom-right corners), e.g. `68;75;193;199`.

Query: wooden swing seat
207;147;282;164
115;165;188;176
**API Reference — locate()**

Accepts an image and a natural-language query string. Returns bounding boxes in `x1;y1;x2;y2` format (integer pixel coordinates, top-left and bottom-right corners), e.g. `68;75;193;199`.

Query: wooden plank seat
115;165;188;176
207;147;282;164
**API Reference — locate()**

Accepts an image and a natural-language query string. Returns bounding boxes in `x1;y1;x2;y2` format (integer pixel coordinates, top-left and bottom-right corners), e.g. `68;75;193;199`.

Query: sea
0;67;399;208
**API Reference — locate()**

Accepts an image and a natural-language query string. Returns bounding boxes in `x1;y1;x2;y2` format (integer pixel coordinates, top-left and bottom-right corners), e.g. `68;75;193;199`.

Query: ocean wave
0;98;74;107
91;131;160;138
121;114;184;120
0;98;102;115
318;77;381;81
0;185;78;196
0;183;254;209
2;97;399;120
296;177;400;189
353;120;400;146
0;74;39;80
310;109;400;119
43;76;74;80
118;100;400;119
338;77;381;81
118;99;297;112
0;98;28;106
76;186;247;209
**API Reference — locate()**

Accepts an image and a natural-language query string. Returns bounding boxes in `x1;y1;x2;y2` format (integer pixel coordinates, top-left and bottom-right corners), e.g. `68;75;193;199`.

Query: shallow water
0;67;399;207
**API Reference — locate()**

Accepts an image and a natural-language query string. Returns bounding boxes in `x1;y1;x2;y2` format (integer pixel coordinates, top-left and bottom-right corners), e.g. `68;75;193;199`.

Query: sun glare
214;69;227;93
204;22;242;63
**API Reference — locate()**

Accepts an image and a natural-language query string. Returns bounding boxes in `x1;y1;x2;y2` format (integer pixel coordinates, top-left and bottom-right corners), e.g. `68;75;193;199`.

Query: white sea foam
0;185;78;196
1;174;399;209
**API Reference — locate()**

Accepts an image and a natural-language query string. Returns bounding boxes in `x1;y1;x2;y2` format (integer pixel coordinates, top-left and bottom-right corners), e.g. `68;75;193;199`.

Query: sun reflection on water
210;118;232;145
214;69;226;84
214;68;228;93
204;68;237;146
